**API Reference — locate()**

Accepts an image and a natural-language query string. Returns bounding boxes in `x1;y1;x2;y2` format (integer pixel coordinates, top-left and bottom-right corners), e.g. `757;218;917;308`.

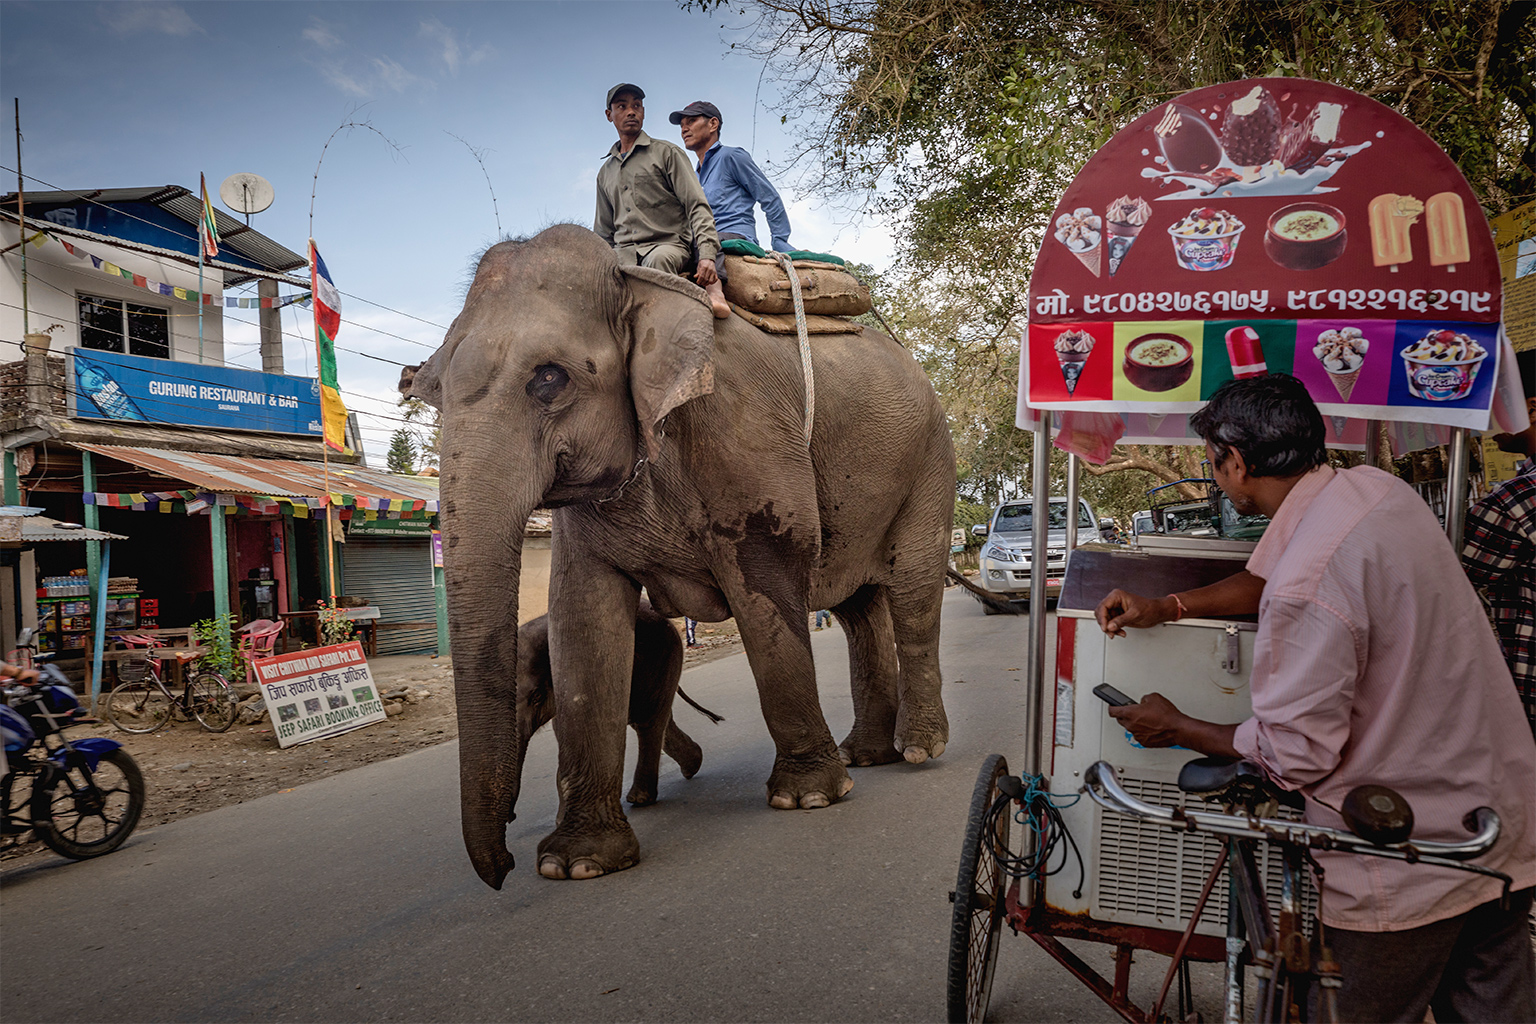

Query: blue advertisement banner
67;348;323;437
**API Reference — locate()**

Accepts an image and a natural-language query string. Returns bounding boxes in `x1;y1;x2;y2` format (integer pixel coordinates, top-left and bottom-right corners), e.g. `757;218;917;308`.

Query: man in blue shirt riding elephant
673;100;794;317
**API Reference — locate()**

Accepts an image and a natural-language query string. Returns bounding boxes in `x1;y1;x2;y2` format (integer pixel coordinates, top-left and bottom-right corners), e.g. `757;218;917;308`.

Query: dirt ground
2;619;745;866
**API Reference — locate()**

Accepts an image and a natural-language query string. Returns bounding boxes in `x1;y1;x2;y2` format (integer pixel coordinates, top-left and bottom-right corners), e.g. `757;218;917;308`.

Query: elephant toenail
931;740;946;758
769;792;797;809
569;859;604;880
839;777;854;797
538;857;567;880
903;745;930;764
801;792;829;809
837;748;853;766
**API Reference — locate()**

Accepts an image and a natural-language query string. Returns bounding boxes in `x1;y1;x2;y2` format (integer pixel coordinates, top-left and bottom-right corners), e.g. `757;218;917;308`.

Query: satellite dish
219;172;274;216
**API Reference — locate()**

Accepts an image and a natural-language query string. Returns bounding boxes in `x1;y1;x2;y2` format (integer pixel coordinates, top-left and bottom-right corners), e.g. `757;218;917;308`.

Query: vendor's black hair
1189;374;1327;478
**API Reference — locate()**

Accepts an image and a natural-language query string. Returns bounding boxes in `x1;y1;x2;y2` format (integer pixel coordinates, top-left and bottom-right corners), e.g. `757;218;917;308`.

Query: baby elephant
517;603;715;806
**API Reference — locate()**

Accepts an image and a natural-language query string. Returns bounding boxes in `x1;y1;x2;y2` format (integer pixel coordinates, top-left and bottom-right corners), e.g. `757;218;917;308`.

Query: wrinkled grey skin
518;603;701;806
405;224;954;889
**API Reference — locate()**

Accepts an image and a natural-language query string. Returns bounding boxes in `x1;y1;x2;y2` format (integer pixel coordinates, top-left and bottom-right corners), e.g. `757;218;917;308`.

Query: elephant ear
619;265;716;462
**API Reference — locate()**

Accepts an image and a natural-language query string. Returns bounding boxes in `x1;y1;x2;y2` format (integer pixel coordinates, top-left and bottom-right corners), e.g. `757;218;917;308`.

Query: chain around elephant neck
595;417;664;504
771;251;815;448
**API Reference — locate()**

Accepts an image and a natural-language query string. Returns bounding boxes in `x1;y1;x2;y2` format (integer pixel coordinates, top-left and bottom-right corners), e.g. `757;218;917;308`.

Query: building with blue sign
0;186;447;687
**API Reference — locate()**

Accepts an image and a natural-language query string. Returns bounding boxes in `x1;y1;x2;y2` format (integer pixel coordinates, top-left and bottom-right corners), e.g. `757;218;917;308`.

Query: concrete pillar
258;278;283;375
24;332;51;416
81;451;101;603
210;505;231;624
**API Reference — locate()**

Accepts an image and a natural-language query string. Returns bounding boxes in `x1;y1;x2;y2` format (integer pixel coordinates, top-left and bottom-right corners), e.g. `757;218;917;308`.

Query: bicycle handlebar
1082;761;1500;864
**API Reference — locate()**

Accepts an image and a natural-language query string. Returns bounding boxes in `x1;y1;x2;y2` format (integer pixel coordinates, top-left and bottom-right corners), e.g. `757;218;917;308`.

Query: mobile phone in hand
1093;683;1138;707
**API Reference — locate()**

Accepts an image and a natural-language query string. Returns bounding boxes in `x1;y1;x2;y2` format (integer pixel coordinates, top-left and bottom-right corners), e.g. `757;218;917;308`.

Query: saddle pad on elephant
729;305;865;335
721;255;873;317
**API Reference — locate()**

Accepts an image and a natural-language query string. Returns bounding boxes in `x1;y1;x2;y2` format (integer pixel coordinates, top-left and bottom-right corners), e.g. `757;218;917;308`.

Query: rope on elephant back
771;250;815;448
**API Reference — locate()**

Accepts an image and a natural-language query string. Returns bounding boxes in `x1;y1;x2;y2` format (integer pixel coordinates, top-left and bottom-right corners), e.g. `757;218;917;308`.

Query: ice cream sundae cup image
1399;330;1488;402
1313;327;1369;402
1105;196;1151;277
1053;329;1096;395
1054;207;1103;277
1168;208;1244;271
1265;202;1347;271
1123;333;1194;392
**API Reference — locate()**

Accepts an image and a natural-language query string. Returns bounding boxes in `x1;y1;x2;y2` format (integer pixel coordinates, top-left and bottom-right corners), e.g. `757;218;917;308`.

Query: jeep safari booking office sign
252;642;385;747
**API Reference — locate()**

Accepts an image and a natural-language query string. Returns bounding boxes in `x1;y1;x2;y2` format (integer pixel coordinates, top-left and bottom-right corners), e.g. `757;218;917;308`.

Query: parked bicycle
1081;759;1506;1023
103;634;238;734
2;660;145;859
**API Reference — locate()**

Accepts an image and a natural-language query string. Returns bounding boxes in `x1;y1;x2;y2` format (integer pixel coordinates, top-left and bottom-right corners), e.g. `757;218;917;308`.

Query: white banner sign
252;642;385;748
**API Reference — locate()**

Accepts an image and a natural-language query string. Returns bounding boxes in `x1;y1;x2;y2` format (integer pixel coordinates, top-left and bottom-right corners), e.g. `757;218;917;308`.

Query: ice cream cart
947;77;1529;1023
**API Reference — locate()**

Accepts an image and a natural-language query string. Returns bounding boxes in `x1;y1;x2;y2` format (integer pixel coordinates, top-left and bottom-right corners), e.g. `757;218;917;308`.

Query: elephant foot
535;820;639;880
626;780;658;806
766;754;854;810
664;726;704;780
895;705;950;765
837;732;905;768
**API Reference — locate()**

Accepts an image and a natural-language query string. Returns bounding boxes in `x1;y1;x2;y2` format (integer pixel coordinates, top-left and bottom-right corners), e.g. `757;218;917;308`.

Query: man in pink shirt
1095;375;1535;1023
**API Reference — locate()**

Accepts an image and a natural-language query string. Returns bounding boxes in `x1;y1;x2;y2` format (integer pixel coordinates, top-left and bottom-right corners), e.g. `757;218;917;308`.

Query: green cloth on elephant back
719;237;848;266
786;250;847;266
720;237;767;258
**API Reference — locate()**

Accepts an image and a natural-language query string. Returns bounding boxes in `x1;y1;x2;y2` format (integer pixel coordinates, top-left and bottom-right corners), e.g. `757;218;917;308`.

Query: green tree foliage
700;0;1535;499
398;396;441;471
386;428;418;475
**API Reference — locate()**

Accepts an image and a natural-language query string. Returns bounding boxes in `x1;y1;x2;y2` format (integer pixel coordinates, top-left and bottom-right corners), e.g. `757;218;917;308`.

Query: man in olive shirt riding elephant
594;83;730;318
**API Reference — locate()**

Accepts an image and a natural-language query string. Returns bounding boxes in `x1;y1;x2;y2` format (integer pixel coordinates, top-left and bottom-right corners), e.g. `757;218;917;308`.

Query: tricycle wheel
947;753;1011;1023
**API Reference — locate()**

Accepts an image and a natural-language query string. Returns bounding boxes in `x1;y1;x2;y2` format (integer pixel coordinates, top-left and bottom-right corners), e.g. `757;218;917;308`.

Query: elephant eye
526;363;570;404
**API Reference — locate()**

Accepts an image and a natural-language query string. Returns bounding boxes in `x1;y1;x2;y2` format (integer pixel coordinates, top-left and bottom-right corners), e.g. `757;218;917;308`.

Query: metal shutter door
341;538;438;655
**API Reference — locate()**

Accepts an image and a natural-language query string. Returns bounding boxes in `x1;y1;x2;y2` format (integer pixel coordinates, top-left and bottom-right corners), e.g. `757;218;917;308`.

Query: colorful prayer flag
199;173;220;261
309;239;349;452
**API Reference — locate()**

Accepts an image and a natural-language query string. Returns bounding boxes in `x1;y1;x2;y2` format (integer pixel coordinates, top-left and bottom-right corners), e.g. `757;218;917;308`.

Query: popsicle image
1426;191;1468;272
1224;325;1267;379
1368;193;1423;272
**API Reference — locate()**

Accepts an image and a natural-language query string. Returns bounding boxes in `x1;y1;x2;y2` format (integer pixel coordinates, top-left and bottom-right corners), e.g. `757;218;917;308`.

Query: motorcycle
2;639;145;860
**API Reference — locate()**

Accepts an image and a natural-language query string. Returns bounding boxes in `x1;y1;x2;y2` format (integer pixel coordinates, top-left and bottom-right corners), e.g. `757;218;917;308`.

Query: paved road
1;591;1191;1023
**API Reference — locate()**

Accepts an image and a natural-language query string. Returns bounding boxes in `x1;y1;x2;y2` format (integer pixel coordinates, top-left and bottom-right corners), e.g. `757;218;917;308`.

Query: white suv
972;497;1096;612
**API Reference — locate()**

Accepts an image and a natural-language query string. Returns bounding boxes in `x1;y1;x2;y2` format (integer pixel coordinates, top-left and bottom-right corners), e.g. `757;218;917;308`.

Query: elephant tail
676;687;725;724
945;568;1025;615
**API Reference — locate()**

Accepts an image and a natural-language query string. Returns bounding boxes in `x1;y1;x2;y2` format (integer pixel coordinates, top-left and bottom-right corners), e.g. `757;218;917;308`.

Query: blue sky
0;1;891;462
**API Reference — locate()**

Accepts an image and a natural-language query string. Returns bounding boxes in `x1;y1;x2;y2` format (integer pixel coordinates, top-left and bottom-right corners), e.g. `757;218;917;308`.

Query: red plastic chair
235;619;285;688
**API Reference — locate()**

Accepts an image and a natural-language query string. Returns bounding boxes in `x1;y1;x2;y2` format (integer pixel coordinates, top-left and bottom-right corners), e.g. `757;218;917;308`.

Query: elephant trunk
441;440;538;890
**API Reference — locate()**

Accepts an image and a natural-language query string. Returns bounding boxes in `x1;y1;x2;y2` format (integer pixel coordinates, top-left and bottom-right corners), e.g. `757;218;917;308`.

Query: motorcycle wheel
188;673;238;733
32;747;145;859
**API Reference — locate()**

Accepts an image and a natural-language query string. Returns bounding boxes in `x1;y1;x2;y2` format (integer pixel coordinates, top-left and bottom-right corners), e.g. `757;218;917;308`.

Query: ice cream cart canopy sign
1026;78;1504;430
67;347;324;437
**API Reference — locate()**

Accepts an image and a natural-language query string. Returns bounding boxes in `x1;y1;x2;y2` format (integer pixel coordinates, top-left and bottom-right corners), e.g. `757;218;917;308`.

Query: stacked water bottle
42;575;91;597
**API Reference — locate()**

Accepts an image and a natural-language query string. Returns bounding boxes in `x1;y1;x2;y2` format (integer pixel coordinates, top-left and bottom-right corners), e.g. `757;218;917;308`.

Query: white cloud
302;18;343;50
370;56;423;94
418;19;494;75
101;2;203;36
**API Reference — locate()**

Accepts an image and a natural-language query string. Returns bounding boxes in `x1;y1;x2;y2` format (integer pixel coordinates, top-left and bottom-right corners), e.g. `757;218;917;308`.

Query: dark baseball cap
606;83;645;107
669;100;722;125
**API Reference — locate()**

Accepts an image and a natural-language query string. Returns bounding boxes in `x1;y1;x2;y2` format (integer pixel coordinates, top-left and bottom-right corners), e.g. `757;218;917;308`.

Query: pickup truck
970;497;1096;613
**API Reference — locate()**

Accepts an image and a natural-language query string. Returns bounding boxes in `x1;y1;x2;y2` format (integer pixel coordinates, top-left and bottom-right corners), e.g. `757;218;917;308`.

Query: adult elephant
405;224;954;889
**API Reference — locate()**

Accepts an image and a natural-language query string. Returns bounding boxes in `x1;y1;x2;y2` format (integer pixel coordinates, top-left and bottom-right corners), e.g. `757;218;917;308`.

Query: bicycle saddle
1341;785;1414;846
1178;756;1305;811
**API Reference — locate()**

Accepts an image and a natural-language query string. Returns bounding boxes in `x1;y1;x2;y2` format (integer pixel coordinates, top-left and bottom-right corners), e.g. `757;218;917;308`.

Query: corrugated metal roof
71;444;440;505
19;516;127;542
2;185;307;275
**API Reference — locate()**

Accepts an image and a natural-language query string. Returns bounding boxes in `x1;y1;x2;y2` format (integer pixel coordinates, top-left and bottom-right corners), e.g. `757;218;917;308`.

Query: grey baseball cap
605;83;645;107
669;100;722;125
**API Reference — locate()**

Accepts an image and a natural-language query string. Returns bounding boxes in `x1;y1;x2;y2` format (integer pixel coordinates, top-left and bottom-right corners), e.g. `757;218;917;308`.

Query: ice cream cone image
1105;196;1151;277
1327;367;1361;402
1054;207;1103;278
1053;328;1095;395
1313;327;1369;404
